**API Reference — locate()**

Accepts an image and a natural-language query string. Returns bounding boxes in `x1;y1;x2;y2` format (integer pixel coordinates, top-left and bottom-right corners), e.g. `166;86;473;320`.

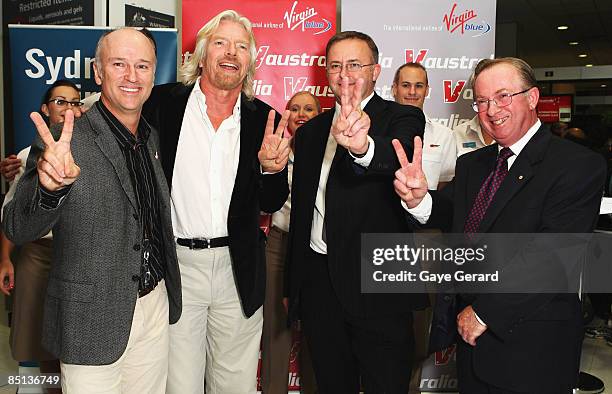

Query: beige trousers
60;280;169;394
167;246;263;394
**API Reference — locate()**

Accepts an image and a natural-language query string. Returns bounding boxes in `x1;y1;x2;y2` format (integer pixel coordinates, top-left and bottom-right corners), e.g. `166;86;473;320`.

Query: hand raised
258;109;292;173
32;110;80;191
331;77;370;155
392;137;428;208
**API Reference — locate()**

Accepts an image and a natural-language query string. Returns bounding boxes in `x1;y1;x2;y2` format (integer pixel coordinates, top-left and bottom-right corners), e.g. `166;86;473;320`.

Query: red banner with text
182;0;337;115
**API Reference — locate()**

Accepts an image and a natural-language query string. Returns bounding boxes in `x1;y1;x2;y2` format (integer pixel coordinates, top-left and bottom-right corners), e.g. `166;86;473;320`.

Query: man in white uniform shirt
143;10;290;394
392;62;456;189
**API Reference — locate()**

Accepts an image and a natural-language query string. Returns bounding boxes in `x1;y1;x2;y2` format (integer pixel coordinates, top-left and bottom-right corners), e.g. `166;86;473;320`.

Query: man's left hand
258;109;291;173
457;305;487;346
331;77;371;155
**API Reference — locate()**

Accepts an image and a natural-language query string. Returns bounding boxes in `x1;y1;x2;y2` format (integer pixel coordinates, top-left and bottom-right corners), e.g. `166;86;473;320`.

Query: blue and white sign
9;25;178;151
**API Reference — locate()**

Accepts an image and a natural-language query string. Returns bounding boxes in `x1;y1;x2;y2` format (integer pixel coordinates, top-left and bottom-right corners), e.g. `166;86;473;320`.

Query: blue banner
8;25;177;151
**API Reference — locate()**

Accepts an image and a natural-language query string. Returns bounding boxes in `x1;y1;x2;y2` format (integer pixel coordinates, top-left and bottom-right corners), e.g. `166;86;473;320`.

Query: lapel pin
518;175;524;180
155;151;159;159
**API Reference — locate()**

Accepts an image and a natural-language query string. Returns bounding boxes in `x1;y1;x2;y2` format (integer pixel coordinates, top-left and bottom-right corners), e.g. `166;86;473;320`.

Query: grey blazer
2;105;181;365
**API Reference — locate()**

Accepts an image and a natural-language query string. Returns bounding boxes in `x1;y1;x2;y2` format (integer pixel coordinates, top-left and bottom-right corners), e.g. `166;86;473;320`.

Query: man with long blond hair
143;9;290;393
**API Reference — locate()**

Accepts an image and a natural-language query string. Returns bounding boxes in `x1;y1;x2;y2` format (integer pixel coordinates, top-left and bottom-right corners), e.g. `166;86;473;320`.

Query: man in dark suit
285;31;426;393
394;57;606;393
142;10;289;394
3;28;181;393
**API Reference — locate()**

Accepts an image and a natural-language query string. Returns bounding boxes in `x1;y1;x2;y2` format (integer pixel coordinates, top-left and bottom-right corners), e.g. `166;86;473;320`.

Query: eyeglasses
47;99;84;107
326;62;376;74
472;87;533;112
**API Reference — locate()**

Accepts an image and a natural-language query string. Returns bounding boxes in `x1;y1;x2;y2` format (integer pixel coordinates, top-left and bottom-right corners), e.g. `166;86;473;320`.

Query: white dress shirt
422;115;457;190
171;77;241;238
310;92;375;254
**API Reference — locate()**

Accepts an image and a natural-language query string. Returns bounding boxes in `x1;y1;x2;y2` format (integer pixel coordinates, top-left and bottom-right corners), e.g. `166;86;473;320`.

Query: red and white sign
537;95;572;123
182;0;336;113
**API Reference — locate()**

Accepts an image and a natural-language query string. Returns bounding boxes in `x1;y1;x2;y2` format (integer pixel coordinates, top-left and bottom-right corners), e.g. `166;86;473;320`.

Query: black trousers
299;248;414;394
456;341;574;394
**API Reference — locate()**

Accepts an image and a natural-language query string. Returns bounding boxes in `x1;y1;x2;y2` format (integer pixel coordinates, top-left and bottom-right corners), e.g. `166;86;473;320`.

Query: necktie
464;147;514;234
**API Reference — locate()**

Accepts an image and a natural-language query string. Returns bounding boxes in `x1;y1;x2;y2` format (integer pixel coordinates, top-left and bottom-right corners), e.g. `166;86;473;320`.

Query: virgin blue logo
443;3;491;37
283;1;333;35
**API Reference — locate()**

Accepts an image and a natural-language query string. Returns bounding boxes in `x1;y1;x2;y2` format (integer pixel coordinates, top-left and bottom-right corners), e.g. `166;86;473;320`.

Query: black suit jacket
143;82;288;317
286;93;428;319
428;125;606;392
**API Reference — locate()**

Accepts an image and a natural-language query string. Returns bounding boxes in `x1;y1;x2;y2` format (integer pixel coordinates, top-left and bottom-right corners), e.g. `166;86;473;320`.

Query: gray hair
179;10;257;100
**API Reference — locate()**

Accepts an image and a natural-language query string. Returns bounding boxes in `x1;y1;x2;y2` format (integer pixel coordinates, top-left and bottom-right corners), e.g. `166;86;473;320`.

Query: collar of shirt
464;117;481;136
333;91;375;118
500;119;542;157
192;76;241;126
464;117;495;147
289;150;295;164
96;100;150;150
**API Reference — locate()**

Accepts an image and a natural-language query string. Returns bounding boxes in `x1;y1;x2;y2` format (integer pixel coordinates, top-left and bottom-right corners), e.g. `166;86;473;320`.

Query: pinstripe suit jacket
2;104;181;365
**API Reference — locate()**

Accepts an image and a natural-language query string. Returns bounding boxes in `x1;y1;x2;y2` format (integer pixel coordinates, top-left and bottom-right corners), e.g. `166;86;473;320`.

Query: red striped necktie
464;147;514;235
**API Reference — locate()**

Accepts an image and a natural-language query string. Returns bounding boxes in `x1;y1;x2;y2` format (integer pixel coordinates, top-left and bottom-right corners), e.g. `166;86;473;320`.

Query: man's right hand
0;258;14;296
31;110;80;192
392;137;428;208
0;155;21;182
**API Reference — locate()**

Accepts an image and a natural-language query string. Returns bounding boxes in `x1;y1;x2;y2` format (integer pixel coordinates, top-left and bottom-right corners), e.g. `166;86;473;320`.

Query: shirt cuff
401;192;432;224
474;311;486;326
39;185;72;210
349;136;375;167
260;164;286;175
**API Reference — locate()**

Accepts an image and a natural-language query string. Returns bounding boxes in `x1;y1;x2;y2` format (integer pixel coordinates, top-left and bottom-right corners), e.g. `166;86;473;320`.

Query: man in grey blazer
3;28;181;394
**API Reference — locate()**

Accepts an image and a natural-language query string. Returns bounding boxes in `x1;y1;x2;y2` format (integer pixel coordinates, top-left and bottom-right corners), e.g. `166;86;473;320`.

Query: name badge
462;141;477;148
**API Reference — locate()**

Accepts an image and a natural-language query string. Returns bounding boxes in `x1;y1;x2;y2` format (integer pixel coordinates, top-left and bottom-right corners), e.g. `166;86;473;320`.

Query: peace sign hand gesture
392;136;428;208
258;109;292;173
331;77;371;155
31;110;80;192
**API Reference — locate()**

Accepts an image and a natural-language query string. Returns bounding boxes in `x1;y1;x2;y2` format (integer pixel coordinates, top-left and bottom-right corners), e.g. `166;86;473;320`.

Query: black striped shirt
96;101;165;293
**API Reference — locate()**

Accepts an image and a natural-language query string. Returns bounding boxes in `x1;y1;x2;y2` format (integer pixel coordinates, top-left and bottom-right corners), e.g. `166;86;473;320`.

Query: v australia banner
182;0;337;115
8;25;177;152
342;1;496;391
342;0;496;129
